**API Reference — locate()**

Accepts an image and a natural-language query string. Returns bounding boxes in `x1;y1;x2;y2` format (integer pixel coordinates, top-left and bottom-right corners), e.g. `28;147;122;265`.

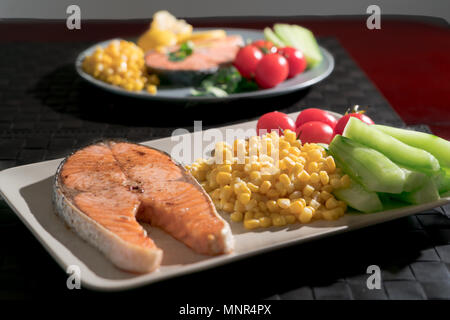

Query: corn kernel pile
187;130;350;230
82;40;159;93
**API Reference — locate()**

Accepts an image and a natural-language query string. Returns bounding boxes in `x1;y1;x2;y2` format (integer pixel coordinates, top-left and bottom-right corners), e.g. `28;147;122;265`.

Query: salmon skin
145;35;244;86
53;141;234;273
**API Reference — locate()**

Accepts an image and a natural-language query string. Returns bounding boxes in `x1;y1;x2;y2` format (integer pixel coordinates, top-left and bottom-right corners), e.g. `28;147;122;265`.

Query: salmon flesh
53;141;234;273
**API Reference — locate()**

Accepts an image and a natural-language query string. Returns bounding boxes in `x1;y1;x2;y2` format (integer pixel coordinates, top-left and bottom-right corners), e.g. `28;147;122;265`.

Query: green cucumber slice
329;135;405;194
333;178;383;213
273;24;323;68
263;27;285;47
374;124;450;168
343;117;440;175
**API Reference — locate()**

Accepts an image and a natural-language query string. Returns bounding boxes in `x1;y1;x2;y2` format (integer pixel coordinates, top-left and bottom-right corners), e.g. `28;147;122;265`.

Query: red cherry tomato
334;113;375;136
295;108;337;130
233;45;263;79
296;121;334;144
278;47;307;78
254;53;289;89
256;111;296;135
252;40;278;54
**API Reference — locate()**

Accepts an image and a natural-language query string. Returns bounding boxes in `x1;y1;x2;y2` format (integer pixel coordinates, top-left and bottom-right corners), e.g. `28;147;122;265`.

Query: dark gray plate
75;28;334;102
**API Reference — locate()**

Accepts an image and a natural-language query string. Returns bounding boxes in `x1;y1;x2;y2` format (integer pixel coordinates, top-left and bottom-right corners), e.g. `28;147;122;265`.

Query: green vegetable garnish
191;66;258;97
168;41;194;62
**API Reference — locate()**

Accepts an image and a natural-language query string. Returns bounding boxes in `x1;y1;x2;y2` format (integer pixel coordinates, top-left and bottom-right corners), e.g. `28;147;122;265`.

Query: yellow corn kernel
308;149;323;162
219;185;233;201
277;198;291;209
284;129;297;143
252;211;264;219
293;163;304;176
289;190;303;200
319;171;329;185
247;182;259;192
230;211;243;222
326;156;336;172
216;172;232;185
285;214;296;224
289;200;305;214
279;139;290;150
322;208;341;221
234;200;246;213
310;172;320;185
280;149;290;159
303;184;315;197
325;197;339;209
244;219;261;229
245;199;258;211
244;211;254;220
299;206;313;223
259;216;272;228
235;182;251;194
298;170;311;183
279;173;291;186
313;209;323;220
266;200;278;213
259;180;271;194
217;164;232;173
272;214;286;227
258;201;268;213
340;175;351;188
238;193;251;205
222;202;234;213
337;201;347;211
321;184;334;193
249;170;261;182
320;190;333;201
307;161;319;173
288;146;301;157
210;188;220;200
266;189;280;199
310;199;321;210
330;178;341;188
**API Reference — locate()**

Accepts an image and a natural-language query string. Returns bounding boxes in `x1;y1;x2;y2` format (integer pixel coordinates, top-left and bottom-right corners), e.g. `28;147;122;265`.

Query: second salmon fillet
53;141;234;273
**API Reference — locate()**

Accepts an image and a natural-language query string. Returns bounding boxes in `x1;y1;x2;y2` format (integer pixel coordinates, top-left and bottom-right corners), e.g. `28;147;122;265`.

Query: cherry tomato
278;47;307;78
233;45;263;79
295;108;337;130
252;40;278;54
254;53;289;89
296;121;334;144
334;113;375;136
257;111;296;135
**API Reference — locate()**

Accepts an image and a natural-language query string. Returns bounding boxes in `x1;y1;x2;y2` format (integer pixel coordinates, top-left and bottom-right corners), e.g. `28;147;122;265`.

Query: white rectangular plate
1;111;448;291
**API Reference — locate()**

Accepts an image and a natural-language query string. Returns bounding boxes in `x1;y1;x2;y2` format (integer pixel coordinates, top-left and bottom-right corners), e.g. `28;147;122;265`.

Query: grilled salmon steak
145;35;244;85
53;141;234;273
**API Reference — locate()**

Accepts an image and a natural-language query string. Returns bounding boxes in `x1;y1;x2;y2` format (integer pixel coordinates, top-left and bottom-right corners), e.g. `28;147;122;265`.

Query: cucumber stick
263;27;285;47
329;135;405;194
333;179;383;213
436;167;450;194
343;117;440;174
374;124;450;168
392;178;440;205
273;24;323;68
400;166;428;192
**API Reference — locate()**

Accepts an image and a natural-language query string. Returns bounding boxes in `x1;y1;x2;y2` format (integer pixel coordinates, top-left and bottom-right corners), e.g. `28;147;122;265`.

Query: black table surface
0;38;449;300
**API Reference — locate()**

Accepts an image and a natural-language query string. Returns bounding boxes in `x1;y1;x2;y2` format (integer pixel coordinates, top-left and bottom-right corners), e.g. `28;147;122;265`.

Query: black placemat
0;38;449;300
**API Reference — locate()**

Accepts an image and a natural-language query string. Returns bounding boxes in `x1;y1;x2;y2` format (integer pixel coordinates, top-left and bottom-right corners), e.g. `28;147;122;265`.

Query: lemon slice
151;10;193;40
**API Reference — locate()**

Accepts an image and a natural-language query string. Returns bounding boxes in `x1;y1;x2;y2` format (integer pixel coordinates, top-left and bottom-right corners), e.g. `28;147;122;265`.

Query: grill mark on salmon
53;141;234;273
